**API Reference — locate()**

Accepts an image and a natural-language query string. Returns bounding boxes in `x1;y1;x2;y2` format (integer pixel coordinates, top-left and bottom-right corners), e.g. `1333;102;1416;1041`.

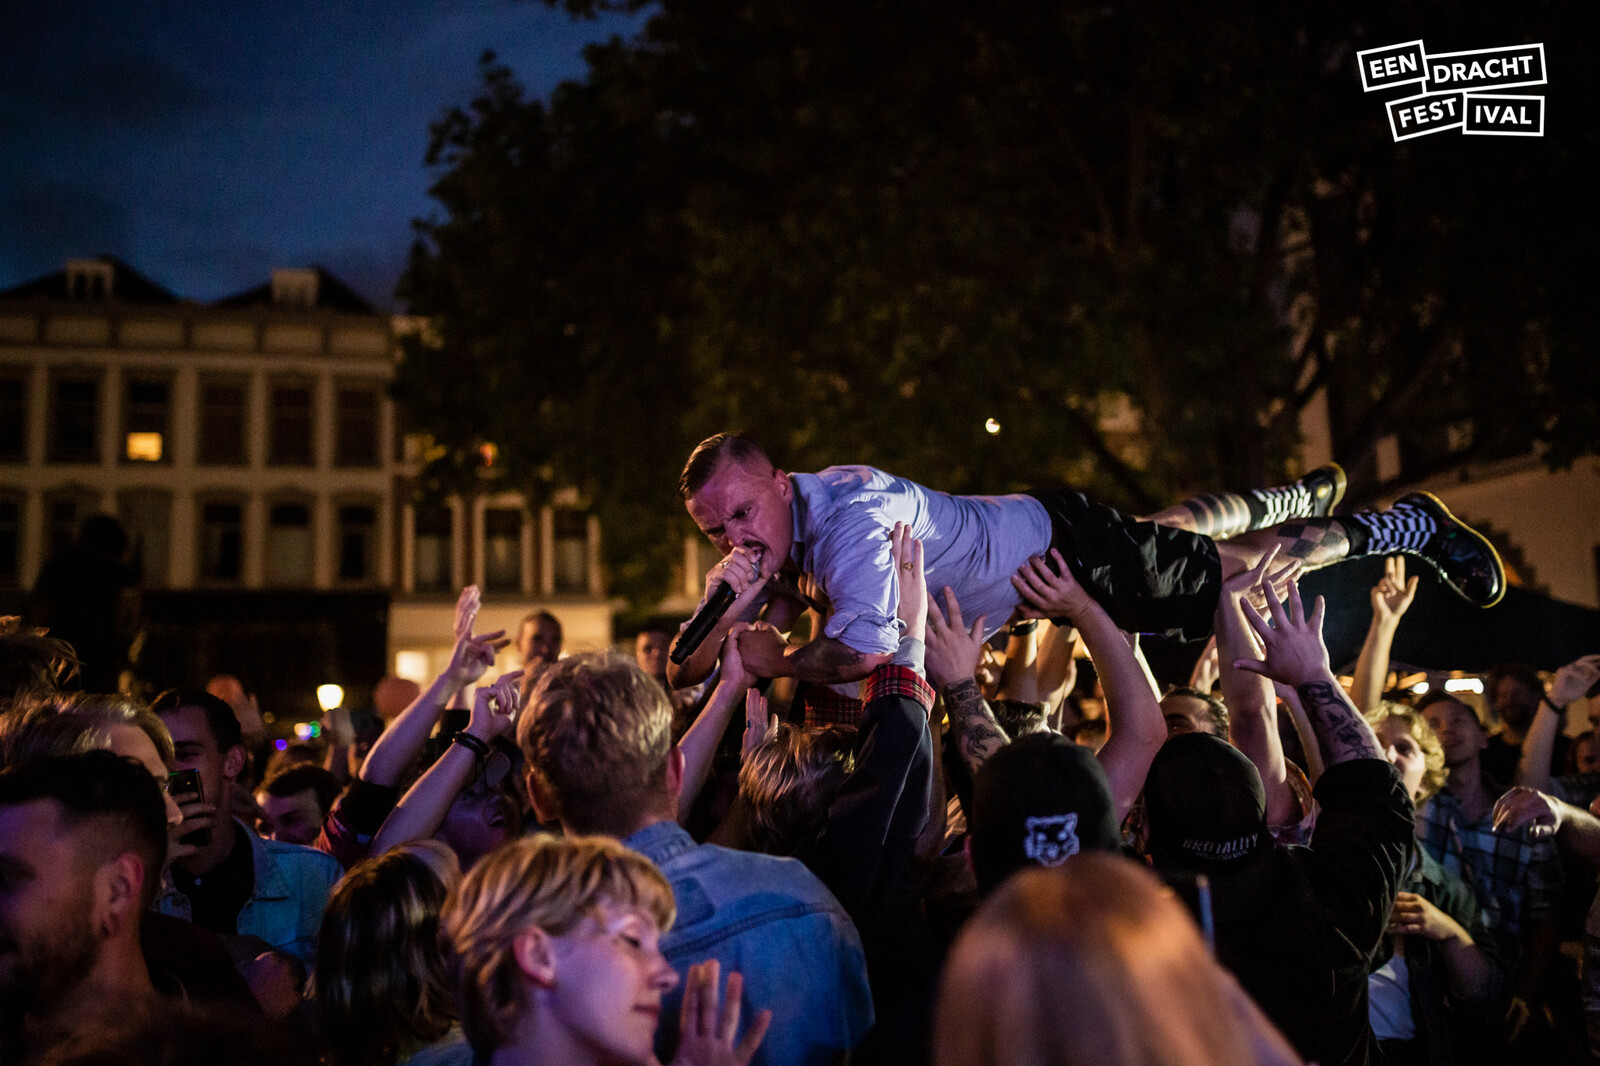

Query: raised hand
926;587;986;692
454;584;481;641
1222;544;1302;607
1011;549;1098;620
469;668;524;740
670;959;772;1066
1492;786;1561;841
447;628;510;688
1371;556;1419;627
741;688;778;763
890;522;927;640
1548;654;1600;710
1233;577;1331;689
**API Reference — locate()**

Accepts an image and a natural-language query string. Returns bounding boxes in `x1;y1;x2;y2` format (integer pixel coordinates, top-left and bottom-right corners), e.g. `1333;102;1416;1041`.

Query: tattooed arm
943;677;1010;778
1233;576;1383;767
926;587;1011;778
734;625;891;684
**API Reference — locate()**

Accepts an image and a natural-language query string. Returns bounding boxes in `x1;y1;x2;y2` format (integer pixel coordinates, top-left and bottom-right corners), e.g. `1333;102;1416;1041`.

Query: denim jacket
624;819;874;1066
157;819;343;966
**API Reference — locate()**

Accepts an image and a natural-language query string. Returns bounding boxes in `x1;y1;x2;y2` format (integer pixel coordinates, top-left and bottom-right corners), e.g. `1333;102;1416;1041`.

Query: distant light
294;722;315;740
317;684;344;712
479;442;498;467
395;652;430;683
126;432;163;461
274;739;288;751
1445;678;1485;694
984;418;1001;435
1412;681;1430;695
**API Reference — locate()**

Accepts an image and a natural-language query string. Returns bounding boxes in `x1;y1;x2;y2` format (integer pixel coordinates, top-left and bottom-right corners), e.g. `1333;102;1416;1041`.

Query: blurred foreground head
935;854;1302;1066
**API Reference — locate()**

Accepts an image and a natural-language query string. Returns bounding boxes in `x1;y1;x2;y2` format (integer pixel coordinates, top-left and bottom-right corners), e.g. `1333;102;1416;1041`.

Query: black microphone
670;581;739;665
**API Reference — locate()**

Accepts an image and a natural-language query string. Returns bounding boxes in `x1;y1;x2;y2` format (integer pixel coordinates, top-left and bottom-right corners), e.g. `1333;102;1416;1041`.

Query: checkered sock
1246;482;1314;528
1179;493;1252;538
1346;501;1436;556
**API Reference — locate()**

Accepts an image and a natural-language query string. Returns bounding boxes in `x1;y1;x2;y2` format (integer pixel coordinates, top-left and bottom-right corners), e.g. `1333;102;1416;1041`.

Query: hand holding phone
167;769;213;849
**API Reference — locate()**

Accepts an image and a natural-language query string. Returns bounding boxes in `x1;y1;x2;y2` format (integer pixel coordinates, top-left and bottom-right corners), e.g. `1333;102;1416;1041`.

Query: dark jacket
1201;758;1415;1066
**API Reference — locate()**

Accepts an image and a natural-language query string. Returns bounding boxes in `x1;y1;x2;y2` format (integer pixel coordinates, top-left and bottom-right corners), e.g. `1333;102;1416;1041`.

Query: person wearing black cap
1143;575;1415;1066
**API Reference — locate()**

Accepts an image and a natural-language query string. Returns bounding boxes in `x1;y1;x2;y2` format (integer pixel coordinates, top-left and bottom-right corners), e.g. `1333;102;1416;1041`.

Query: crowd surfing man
669;433;1505;718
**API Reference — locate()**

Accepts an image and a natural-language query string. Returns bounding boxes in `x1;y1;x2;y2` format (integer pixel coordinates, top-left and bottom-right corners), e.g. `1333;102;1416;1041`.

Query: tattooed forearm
788;637;875;683
1296;680;1383;766
944;678;1010;776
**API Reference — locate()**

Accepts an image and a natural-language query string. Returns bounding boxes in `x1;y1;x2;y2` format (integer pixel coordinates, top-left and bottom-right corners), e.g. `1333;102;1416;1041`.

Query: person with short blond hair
739;725;851;857
935;854;1303;1066
518;653;872;1065
440;834;767;1066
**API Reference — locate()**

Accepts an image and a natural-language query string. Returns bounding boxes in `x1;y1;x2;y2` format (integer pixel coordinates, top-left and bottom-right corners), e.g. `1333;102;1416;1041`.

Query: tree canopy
395;0;1593;610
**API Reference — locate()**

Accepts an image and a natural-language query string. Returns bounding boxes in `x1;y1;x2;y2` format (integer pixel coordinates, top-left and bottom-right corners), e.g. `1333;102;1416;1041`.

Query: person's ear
513;927;557;988
666;745;685;797
222;744;247;782
94;852;147;939
774;468;792;501
525;769;560;826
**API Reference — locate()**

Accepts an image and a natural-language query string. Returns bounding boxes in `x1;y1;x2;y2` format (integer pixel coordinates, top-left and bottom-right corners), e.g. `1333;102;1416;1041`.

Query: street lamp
317;684;345;713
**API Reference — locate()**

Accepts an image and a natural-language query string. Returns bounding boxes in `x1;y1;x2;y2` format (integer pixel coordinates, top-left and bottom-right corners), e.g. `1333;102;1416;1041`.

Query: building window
198;379;248;465
484;508;522;592
0;371;27;462
118;491;171;588
0;495;21;588
268;382;314;466
552;509;589;593
413;505;453;592
48;372;100;464
337;505;377;582
66;260;114;299
199;502;244;582
43;488;100;562
334;385;380;467
266;502;313;586
122;375;171;464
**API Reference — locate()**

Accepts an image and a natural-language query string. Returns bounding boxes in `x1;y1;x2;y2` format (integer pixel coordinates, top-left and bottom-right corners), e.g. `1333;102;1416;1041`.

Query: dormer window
64;260;114;300
270;268;319;310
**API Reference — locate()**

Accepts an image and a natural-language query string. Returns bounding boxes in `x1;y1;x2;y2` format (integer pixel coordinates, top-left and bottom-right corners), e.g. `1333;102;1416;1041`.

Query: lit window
125;432;163;462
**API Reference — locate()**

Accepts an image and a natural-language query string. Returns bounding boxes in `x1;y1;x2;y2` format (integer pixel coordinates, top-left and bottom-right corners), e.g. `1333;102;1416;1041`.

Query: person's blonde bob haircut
935;854;1302;1066
1366;701;1448;801
441;834;676;1055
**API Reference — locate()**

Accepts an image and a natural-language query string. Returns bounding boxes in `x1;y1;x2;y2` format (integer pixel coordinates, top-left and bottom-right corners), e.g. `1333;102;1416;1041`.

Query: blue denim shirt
624;820;874;1066
156;819;343;966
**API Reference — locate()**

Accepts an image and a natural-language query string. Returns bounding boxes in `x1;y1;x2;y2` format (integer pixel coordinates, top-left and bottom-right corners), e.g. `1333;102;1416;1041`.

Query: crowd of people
1;431;1597;1066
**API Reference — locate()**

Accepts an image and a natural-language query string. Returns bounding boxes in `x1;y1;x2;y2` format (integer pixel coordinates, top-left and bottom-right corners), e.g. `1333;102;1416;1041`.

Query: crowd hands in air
3;435;1599;1066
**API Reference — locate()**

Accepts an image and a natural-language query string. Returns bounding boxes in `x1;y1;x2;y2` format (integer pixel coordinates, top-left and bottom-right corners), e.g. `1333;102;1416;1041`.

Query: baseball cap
1143;732;1269;874
967;732;1121;895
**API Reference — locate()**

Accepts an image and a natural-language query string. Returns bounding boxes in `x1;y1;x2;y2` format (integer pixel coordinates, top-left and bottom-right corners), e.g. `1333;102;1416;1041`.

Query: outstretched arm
677;625;762;822
360;586;507;788
1351;557;1418;714
1516;654;1600;790
1013;550;1166;822
371;669;521;855
926;588;1008;779
1216;548;1303;826
1233;578;1384;767
735;627;892;685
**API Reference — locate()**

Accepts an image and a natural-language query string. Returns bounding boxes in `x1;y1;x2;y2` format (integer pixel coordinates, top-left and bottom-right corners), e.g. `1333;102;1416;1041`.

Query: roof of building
213;266;375;313
0;256;180;304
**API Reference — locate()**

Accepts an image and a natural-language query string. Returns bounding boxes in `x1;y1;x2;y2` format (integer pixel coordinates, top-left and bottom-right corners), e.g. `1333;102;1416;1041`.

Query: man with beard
0;750;168;1060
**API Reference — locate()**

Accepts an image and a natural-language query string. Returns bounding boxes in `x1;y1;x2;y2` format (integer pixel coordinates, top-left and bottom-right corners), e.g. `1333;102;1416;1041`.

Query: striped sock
1346;501;1436;555
1247;483;1315;528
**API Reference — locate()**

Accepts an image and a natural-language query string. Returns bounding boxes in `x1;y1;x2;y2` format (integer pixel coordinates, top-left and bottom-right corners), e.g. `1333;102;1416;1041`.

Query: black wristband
1009;620;1040;637
1540;695;1567;715
451;731;491;759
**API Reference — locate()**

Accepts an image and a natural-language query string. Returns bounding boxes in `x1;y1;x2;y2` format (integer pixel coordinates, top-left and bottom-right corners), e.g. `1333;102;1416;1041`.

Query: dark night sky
0;1;641;308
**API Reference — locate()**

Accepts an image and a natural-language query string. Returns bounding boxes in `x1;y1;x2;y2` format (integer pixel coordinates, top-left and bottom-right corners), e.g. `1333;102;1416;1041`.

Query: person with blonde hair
313;840;468;1066
441;834;769;1066
935;853;1303;1066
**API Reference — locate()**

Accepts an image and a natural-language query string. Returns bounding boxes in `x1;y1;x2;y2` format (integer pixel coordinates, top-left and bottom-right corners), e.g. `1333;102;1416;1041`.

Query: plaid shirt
1418;782;1563;958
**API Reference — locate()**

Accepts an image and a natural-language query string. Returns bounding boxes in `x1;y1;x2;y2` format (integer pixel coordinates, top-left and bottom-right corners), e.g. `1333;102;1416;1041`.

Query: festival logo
1358;39;1546;140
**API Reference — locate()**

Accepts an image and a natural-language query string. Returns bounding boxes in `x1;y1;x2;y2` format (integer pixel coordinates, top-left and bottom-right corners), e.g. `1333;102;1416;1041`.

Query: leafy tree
397;0;1593;611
